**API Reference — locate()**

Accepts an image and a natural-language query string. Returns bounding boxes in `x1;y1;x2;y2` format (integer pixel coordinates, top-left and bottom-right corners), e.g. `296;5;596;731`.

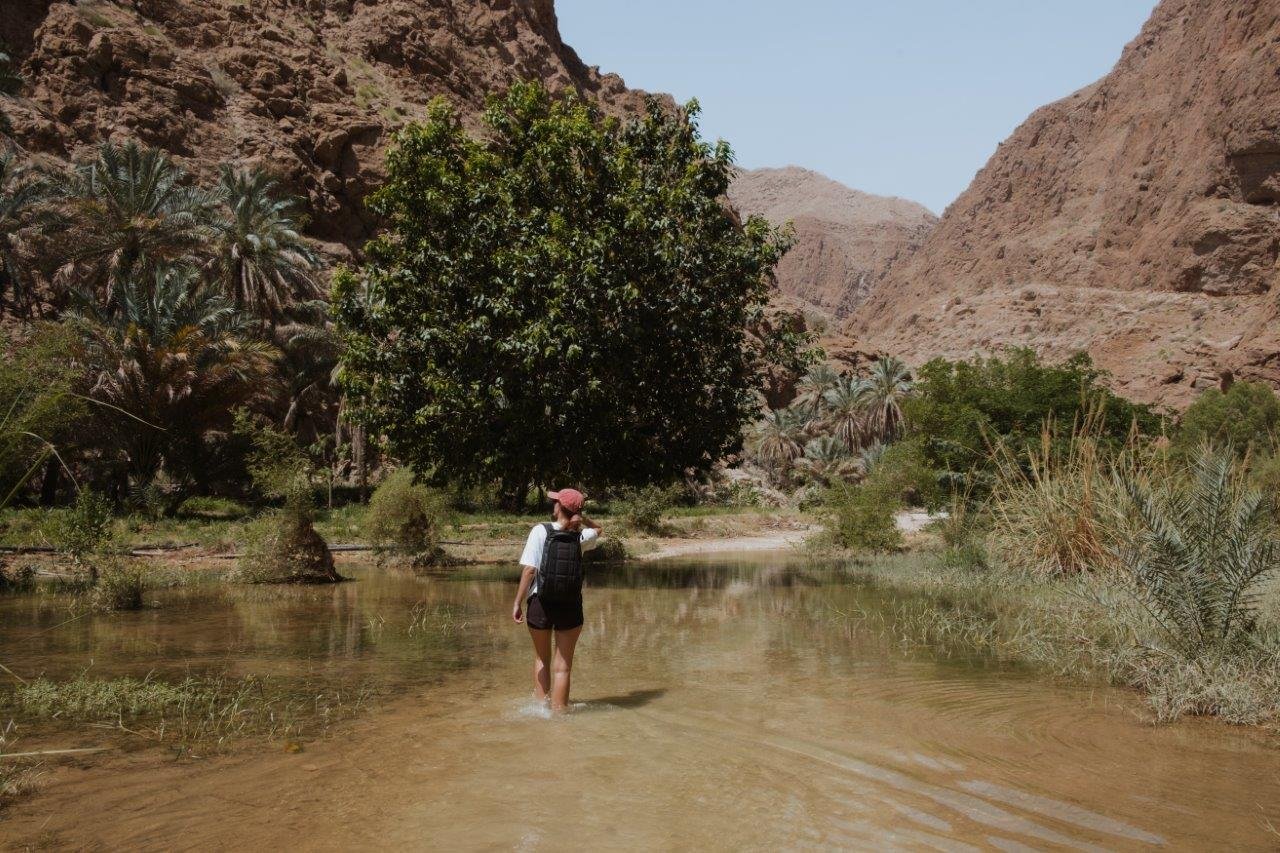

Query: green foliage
865;438;940;510
233;410;310;500
214;165;321;319
70;269;275;502
1176;381;1280;458
335;82;802;501
820;480;902;553
48;488;113;560
363;468;453;563
1;151;56;315
237;477;341;584
1116;443;1280;658
904;349;1158;491
0;324;85;507
86;557;148;611
0;562;37;593
54;141;221;307
614;484;674;534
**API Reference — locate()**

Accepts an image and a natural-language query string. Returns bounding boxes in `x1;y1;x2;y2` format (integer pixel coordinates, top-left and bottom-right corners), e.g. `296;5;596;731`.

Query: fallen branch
0;747;111;759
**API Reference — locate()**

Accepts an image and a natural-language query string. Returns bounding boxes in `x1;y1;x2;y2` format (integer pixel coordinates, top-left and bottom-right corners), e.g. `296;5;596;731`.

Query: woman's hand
512;600;524;624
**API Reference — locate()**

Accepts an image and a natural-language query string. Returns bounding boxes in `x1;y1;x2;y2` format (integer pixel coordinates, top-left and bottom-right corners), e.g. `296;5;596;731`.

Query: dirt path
638;527;817;560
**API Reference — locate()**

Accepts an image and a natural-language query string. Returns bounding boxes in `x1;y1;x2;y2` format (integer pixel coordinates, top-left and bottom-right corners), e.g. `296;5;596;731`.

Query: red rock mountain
850;0;1280;407
728;166;936;319
2;0;657;252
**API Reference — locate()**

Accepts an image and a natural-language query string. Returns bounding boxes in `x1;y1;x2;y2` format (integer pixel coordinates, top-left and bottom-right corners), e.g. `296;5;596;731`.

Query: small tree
1176;381;1280;459
335;82;802;506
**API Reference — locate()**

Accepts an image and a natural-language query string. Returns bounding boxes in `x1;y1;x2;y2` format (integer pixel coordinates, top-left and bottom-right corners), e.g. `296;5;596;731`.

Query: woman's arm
512;564;535;623
579;515;602;533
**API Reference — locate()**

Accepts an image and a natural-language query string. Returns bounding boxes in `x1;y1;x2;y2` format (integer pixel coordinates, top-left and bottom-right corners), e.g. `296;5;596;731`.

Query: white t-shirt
520;522;600;598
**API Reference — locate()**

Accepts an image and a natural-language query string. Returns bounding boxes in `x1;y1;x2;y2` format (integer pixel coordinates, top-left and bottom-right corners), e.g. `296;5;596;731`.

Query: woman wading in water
511;488;602;712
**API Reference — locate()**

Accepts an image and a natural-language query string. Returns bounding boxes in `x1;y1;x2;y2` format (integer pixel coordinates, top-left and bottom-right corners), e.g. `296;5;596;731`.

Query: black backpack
536;523;584;603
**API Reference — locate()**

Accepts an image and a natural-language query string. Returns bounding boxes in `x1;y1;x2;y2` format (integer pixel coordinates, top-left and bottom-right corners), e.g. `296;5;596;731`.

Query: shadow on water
583;688;666;709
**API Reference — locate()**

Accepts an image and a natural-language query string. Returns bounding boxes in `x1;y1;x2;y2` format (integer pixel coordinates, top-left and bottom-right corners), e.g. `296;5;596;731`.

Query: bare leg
550;625;583;713
528;627;552;702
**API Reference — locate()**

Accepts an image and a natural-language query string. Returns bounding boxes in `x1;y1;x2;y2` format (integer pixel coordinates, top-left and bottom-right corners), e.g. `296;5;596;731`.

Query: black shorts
526;594;584;631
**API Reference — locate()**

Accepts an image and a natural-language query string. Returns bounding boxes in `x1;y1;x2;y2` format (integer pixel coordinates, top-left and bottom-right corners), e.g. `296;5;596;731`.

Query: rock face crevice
851;0;1280;407
5;0;660;251
727;166;936;319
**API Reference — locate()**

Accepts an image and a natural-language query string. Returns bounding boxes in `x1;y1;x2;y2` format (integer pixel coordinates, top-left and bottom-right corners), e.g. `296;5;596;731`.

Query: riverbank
0;504;810;577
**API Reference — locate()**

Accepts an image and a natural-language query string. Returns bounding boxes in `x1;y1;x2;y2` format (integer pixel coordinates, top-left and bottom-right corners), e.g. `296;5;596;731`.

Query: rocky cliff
728;166;936;319
850;0;1280;407
2;0;656;252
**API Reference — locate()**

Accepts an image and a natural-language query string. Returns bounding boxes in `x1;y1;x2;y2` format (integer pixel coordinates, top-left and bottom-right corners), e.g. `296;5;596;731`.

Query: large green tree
335;82;801;501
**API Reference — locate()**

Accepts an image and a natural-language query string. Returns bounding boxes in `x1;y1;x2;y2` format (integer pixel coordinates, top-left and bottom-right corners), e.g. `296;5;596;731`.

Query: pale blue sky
556;1;1158;214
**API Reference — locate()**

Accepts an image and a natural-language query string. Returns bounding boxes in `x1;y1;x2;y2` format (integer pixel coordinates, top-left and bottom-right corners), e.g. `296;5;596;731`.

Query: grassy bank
0;501;793;569
836;541;1280;729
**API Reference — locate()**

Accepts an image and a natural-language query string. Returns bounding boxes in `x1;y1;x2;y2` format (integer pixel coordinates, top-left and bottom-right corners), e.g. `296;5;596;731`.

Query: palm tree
0;150;51;315
270;317;342;441
822;376;872;451
213;165;321;319
54;141;218;311
1117;444;1280;658
865;356;913;441
792;364;841;418
749;408;805;482
797;436;859;485
70;265;275;502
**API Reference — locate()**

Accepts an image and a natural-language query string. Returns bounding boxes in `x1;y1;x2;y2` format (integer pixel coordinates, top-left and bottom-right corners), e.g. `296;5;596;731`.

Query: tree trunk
353;425;367;502
39;457;61;506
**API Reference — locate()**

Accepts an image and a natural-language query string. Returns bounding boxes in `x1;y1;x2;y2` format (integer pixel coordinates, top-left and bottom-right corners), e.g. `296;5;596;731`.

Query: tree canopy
334;82;803;500
903;349;1160;486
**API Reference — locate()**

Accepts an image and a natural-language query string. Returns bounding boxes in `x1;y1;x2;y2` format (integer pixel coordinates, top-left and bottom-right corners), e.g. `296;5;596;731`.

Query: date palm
0;150;51;315
865;356;913;441
1116;444;1280;658
271;317;342;442
214;165;321;319
749;408;805;481
822;376;872;451
792;364;841;418
70;265;275;498
797;435;859;485
55;141;218;311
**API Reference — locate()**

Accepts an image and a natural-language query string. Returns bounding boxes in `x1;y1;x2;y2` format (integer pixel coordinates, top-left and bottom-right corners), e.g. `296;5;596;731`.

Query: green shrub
864;438;941;510
47;489;115;579
237;481;341;584
176;496;251;520
87;558;148;611
234;411;312;501
584;537;628;564
986;417;1124;577
614;485;673;534
821;481;902;552
904;349;1158;492
363;468;452;565
1176;380;1280;458
0;561;37;593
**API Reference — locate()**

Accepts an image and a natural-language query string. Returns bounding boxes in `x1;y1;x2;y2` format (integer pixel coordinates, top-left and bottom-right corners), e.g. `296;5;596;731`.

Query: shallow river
2;554;1279;850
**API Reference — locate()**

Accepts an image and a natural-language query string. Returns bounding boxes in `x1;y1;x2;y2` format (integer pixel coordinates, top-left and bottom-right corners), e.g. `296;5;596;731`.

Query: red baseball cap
547;488;585;514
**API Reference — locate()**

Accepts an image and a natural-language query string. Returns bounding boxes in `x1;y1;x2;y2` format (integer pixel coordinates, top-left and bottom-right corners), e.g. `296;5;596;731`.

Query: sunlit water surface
1;555;1278;850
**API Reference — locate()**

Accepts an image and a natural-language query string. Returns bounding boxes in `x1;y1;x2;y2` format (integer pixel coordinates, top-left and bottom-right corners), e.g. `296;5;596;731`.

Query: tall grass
873;418;1280;727
987;409;1133;576
8;673;371;752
